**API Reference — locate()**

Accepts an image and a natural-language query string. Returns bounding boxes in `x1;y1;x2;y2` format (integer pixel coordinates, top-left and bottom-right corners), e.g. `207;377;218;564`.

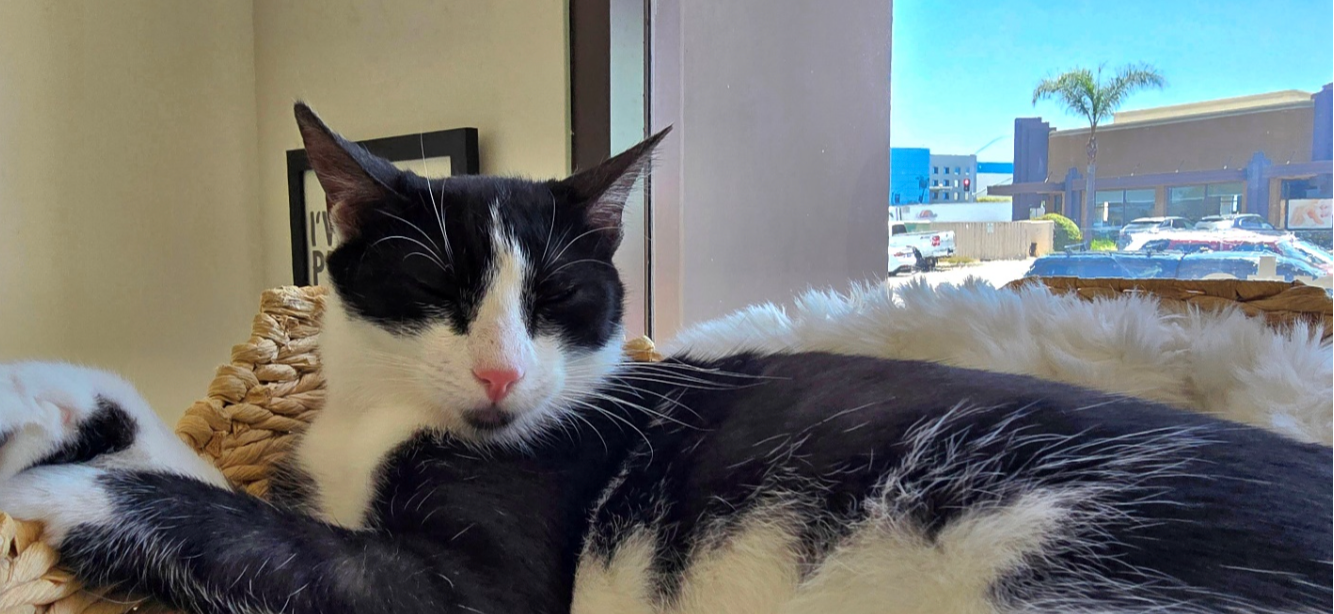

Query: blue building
977;161;1015;197
890;147;931;205
893;148;1014;204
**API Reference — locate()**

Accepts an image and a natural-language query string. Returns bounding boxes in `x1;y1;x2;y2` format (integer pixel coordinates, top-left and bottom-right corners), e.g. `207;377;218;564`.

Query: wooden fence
929;221;1054;261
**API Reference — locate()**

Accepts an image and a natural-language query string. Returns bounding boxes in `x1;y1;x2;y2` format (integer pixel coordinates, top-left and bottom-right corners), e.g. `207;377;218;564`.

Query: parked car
888;222;955;273
1129;230;1334;275
1116;216;1192;249
1088;221;1122;242
888;246;918;276
1025;251;1183;280
1024;249;1329;285
1193;213;1281;233
1174;251;1328;283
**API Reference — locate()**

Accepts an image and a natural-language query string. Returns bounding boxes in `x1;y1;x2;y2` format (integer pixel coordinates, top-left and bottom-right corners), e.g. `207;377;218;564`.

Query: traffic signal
963;178;971;190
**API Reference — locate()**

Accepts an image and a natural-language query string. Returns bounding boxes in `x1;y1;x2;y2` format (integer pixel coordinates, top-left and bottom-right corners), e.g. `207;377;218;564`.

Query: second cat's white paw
0;362;226;486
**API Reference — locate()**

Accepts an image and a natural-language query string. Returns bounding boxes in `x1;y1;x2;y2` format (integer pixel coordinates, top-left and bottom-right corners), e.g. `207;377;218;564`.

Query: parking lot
886;259;1035;289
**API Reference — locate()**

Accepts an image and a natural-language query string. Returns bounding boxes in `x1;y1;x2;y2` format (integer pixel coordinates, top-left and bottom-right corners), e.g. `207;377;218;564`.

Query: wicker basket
0;280;1326;613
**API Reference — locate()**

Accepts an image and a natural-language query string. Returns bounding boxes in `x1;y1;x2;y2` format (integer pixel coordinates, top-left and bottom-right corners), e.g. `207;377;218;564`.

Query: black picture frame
286;127;480;286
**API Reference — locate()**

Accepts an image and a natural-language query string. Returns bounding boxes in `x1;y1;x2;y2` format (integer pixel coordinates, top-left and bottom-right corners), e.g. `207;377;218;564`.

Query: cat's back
575;352;1331;614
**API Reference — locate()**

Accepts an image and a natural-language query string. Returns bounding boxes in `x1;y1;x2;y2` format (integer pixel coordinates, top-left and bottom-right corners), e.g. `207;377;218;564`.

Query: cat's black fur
588;353;1331;611
47;354;1334;613
7;103;1330;614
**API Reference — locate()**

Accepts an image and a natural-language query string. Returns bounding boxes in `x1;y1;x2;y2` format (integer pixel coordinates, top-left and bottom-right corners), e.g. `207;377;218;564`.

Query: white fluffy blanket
664;279;1333;445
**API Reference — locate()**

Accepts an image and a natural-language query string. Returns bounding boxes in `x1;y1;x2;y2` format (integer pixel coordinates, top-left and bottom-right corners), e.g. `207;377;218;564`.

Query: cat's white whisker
374;210;449;264
369;234;448;271
545;224;620;269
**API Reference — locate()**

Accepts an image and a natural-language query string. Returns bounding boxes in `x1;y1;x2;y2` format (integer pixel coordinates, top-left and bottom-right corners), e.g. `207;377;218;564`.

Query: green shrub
1089;238;1117;252
1039;213;1082;249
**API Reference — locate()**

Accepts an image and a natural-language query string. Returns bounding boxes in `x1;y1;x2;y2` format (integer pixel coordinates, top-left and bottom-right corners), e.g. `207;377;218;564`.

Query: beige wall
0;0;571;420
0;1;263;420
1049;104;1315;179
253;0;571;287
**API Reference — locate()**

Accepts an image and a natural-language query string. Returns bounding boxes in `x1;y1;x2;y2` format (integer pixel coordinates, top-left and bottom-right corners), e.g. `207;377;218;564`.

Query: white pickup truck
888;222;956;274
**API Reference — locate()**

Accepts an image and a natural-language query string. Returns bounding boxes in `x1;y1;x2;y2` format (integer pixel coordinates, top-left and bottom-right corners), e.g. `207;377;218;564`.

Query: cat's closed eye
539;285;580;307
409;274;454;301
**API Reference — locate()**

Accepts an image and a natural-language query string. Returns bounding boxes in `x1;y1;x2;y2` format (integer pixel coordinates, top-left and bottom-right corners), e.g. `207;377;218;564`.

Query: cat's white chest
294;403;427;527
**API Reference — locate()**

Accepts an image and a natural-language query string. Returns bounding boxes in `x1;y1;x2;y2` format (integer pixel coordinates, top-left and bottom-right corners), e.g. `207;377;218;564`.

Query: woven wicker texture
1004;277;1333;341
1;279;1327;612
176;286;330;499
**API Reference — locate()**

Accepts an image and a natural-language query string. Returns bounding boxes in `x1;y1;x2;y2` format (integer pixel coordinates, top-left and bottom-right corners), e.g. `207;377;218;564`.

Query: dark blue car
1025;250;1329;284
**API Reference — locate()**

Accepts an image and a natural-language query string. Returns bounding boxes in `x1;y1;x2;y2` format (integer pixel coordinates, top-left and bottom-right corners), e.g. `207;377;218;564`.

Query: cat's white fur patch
471;208;539;377
664;278;1332;444
0;464;112;544
573;490;1068;614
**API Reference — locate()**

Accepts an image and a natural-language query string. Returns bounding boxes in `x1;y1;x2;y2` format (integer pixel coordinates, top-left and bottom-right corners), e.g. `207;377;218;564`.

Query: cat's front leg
0;464;115;544
0;362;501;614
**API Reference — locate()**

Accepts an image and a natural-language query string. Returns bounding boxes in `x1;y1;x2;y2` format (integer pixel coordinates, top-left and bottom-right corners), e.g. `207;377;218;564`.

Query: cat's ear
555;127;671;252
293;102;400;240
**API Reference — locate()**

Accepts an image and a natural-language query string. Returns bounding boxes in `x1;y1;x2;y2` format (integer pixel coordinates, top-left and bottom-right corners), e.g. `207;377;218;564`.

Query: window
1280;175;1333;248
933;166;939;174
1167;186;1207;223
944;192;951;201
932;179;939;186
954;166;961;174
1168;183;1245;223
1095;189;1155;237
1207;182;1245;216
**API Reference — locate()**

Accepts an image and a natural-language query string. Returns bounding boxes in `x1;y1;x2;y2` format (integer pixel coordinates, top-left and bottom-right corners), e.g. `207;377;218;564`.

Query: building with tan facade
996;84;1333;245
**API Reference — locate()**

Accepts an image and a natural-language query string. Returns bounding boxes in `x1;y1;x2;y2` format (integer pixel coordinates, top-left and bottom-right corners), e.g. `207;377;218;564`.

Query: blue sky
891;0;1334;162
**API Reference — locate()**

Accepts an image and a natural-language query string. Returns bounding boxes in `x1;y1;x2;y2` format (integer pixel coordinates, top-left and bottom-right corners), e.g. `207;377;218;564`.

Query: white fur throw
665;278;1333;445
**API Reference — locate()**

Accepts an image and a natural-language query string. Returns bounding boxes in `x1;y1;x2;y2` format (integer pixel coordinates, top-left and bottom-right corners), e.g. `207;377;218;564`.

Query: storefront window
1167;183;1245;223
1167;185;1208;222
1094;189;1157;237
1206;182;1244;216
1281;174;1333;248
1124;189;1155;222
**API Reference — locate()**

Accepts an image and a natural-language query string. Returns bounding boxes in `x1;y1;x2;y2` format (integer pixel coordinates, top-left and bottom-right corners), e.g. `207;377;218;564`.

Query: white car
888;246;918;276
1117;216;1192;249
887;222;956;272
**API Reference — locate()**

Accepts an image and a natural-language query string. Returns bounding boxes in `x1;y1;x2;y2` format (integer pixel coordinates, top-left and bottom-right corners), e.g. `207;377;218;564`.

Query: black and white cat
0;104;1329;614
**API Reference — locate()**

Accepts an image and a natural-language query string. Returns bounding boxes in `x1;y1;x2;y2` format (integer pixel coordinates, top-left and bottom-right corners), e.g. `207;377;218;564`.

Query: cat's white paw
0;464;112;544
0;362;112;481
0;362;226;486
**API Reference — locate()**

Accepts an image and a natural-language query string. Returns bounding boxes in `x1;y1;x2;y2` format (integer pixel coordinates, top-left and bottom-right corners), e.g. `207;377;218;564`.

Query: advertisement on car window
1286;198;1333;229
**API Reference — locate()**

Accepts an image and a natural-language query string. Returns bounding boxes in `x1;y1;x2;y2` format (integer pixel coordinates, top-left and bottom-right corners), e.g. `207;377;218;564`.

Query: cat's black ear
293;102;400;240
556;127;671;252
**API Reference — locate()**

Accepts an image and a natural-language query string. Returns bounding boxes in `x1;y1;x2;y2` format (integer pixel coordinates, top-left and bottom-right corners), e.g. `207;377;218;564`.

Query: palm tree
1033;63;1166;234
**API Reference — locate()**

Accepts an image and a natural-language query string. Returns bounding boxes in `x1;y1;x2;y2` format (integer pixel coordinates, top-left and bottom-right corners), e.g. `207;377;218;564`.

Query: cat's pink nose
473;367;524;403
